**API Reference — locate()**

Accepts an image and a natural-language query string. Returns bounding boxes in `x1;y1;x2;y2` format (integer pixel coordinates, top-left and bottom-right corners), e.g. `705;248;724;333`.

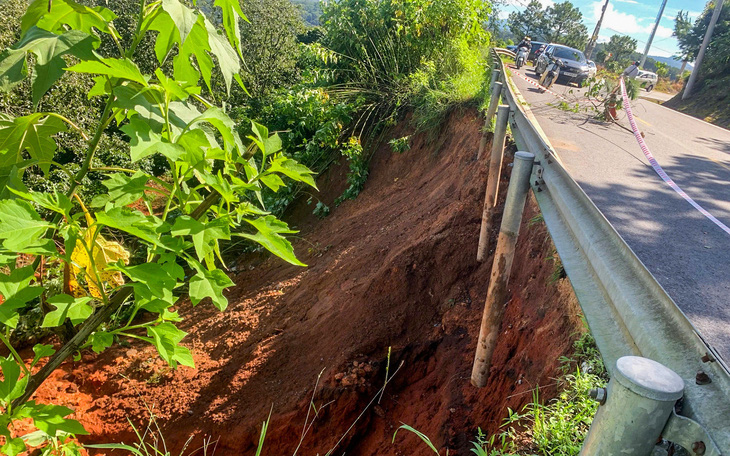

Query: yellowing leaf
68;197;129;299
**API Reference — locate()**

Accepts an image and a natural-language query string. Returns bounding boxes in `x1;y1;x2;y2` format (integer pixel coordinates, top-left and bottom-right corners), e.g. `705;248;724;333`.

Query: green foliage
291;0;323;26
675;1;730;81
321;0;490;134
389;136;411;154
233;87;355;215
507;1;588;49
334;136;368;205
0;0;317;453
540;2;588;48
654;62;669;78
238;0;306;97
596;34;638;67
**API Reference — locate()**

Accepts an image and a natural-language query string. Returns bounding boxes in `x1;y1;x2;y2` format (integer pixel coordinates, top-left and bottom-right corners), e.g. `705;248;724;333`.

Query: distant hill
290;0;321;26
648;55;693;70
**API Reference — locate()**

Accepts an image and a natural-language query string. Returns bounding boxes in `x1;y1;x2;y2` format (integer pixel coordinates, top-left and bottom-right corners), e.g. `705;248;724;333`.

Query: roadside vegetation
665;0;730;128
0;0;491;453
397;331;607;456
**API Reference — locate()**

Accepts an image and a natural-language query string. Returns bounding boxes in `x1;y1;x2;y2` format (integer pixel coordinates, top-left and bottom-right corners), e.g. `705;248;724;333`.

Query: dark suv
535;44;591;87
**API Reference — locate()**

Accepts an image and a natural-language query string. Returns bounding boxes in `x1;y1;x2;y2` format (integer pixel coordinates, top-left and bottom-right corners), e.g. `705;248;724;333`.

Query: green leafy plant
0;0;316;453
389;136;411;154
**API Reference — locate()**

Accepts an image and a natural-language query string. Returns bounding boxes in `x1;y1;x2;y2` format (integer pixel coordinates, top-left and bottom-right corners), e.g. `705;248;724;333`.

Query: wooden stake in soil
477;105;510;262
471;151;535;388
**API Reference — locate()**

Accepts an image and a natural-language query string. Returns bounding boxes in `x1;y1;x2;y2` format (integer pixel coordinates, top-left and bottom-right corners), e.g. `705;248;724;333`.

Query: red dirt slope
32;107;583;455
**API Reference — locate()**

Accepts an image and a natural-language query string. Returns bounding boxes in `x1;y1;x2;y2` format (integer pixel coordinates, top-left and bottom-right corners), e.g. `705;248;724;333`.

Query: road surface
509;65;730;363
639;90;675;104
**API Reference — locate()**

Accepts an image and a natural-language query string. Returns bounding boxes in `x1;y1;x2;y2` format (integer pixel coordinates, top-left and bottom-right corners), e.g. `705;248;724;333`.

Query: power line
604;27;677;55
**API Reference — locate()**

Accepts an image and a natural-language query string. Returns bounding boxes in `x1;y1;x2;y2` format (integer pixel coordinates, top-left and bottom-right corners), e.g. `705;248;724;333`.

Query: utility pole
585;0;609;59
640;0;669;68
683;0;725;99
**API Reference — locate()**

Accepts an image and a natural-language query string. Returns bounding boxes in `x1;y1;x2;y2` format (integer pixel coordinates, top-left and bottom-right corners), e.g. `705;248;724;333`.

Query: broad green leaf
120;117;185;162
96;171;149;208
173;16;212;90
90;331;113;353
31;344;56;368
0;50;28;93
259;174;285;192
42;294;93;327
187;107;244;157
0;437;25;456
0;27;99;104
203;15;239;94
214;0;246;59
171;216;230;267
148;10;179;65
0;165;23;200
155;68;195;101
96;207;171;249
0;267;42;328
22;0;117;39
9;185;73;217
0;199;56;253
0;286;44;328
147;322;194;368
20;430;51;447
267;154;318;189
161;0;199;44
188;263;234;311
66;58;148;86
116;262;181;300
29;403;88;436
0;356;24;405
238;215;305;266
0;113;66;174
249;121;282;161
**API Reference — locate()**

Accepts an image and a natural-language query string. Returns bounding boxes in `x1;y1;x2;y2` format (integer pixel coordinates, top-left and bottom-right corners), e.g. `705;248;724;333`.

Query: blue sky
498;0;711;57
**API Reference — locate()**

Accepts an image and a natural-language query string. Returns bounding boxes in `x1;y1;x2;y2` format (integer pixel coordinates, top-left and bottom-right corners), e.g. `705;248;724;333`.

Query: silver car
635;70;658;92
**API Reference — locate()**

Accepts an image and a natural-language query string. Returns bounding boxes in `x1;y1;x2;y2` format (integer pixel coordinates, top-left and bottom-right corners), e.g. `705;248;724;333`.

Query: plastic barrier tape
511;69;568;101
620;77;730;236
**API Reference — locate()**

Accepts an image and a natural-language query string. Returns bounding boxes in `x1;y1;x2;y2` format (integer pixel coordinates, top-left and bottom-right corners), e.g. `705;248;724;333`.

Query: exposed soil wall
30;107;584;455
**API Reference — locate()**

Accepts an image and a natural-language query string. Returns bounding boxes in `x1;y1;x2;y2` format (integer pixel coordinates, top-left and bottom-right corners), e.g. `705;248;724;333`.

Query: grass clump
401;331;607;456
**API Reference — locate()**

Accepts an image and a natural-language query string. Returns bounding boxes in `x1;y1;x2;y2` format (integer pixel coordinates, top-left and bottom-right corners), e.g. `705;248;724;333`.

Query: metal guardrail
490;48;730;454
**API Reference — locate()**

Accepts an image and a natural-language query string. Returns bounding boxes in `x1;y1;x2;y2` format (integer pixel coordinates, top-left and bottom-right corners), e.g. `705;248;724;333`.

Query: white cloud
591;1;644;35
614;0;639;4
655;25;673;39
503;0;554;8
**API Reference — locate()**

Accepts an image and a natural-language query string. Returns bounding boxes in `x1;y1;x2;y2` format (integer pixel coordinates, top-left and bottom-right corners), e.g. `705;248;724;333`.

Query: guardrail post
489;68;501;89
471;151;535;388
580;356;684;455
477;105;510;261
484;81;503;127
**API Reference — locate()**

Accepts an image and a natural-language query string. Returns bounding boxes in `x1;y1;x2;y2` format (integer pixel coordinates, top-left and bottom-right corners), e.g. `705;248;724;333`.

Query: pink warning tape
620;77;730;235
511;69;568;101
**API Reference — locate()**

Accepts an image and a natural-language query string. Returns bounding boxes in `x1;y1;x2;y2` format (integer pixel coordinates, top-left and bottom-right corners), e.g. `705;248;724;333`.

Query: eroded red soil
30;108;583;455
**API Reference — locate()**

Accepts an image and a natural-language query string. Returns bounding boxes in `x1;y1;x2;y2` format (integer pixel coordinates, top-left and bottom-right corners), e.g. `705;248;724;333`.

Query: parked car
535;44;591;87
635;70;658;92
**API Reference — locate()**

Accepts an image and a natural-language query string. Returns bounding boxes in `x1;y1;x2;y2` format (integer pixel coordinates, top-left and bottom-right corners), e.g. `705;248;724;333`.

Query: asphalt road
509;65;730;363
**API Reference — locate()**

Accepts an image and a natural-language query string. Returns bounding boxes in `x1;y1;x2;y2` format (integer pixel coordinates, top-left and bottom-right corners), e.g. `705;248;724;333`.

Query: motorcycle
538;58;562;91
515;45;529;69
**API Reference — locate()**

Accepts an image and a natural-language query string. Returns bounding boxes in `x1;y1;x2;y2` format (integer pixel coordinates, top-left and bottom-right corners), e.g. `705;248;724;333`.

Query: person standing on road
623;60;640;78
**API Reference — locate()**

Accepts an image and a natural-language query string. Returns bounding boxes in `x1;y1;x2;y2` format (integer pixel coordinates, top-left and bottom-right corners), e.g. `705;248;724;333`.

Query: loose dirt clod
30;108;583;456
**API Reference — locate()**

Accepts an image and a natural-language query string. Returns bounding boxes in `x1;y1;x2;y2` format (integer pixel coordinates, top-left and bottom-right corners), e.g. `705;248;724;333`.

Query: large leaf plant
0;0;317;453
